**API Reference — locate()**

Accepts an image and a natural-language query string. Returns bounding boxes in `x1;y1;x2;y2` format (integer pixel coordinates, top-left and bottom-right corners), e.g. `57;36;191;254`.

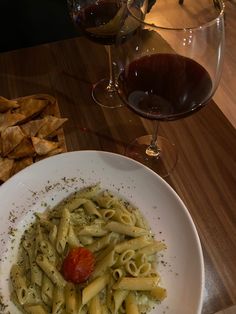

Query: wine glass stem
146;121;161;157
106;45;117;93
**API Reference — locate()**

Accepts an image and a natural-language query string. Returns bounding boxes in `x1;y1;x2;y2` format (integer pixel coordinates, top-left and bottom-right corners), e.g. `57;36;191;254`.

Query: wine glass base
125;135;178;178
92;78;123;108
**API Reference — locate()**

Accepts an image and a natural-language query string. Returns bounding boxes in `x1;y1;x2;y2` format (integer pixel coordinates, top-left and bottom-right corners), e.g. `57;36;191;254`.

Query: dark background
0;0;77;52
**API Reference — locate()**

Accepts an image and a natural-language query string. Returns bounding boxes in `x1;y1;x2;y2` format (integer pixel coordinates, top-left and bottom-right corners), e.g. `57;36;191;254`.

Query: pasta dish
10;184;167;313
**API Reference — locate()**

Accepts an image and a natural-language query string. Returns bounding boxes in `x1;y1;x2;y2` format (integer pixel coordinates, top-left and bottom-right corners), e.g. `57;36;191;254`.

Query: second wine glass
67;0;125;108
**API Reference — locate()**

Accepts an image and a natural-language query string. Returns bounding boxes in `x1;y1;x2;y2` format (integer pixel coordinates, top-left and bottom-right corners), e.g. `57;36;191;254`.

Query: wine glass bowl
116;0;225;176
68;0;123;45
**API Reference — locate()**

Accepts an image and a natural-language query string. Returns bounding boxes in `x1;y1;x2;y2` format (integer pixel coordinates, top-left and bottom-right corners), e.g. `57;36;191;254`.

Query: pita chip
0;112;26;132
8;138;35;159
35;147;63;162
1;126;26;156
11;157;33;176
21;119;46;137
37;115;68;138
0;96;19;113
46;147;63;156
0;157;14;182
31;137;59;155
16;98;49;120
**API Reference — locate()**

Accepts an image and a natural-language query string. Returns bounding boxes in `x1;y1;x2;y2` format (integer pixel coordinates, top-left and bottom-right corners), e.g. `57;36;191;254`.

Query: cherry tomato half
61;247;95;284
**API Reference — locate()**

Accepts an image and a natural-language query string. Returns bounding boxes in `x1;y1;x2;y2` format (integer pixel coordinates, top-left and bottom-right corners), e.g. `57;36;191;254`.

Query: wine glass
116;0;225;177
67;0;125;108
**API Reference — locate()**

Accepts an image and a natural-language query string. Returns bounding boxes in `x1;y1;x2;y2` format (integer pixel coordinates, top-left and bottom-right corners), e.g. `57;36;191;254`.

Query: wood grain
215;305;236;314
214;0;236;128
0;34;235;314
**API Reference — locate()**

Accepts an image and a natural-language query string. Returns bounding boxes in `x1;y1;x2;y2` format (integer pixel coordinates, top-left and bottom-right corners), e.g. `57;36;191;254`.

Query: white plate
0;151;204;314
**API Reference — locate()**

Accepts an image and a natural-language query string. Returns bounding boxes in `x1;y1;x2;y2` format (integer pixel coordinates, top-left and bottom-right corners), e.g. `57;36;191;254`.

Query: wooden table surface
0;37;235;314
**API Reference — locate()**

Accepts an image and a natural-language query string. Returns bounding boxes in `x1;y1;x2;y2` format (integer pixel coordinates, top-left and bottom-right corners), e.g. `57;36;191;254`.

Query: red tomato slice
61;247;95;284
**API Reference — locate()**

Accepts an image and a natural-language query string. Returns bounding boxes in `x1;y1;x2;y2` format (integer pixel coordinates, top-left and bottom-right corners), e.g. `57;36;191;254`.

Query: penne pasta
112;289;129;314
64;197;87;212
10;265;28;305
20;284;41;304
84;199;101;218
114;236;152;253
86;232;118;253
48;224;58;246
23;304;48;314
39;239;57;264
125;292;139;314
79;235;94;245
65;282;78;314
113;277;159;290
112;210;134;226
88;294;102;314
67;225;81;247
56;207;70;254
105;221;147;237
116;249;135;265
10;185;167;314
138;241;167;255
52;287;65;314
125;260;139;277
150;286;167;301
22;239;43;286
100;208;115;220
77;184;101;199
79;225;108;237
36;254;66;288
38;217;55;230
137;263;152;277
112;267;124;281
41;274;53;306
82;274;110;305
94;191;117;208
134;253;147;267
100;303;110;314
92;250;118;278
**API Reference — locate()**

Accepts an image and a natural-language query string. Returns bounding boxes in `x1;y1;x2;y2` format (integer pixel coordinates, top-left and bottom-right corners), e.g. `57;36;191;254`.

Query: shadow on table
0;0;77;53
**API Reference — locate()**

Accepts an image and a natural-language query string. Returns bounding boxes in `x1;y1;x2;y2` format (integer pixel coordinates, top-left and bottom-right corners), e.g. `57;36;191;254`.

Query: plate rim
0;150;205;313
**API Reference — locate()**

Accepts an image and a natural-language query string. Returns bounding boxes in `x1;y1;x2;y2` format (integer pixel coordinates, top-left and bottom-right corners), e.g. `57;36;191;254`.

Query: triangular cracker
31;137;59;155
16;98;49;120
37;115;68;138
1;126;26;156
8;138;35;159
21;119;46;137
11;157;33;176
0;96;19;113
35;147;63;162
46;147;63;156
0;112;26;133
0;157;15;182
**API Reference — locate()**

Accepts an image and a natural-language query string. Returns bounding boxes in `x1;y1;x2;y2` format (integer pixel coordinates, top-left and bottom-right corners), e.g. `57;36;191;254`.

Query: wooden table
0;37;235;314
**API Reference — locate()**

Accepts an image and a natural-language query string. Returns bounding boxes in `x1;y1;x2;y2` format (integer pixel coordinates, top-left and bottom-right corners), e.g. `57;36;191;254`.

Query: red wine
118;53;213;120
72;0;122;45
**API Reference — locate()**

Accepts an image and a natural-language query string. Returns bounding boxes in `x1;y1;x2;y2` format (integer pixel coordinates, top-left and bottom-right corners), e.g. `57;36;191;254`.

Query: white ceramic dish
0;151;204;314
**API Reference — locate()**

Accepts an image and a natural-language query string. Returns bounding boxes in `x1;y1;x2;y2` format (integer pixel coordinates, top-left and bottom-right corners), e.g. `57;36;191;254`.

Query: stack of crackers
0;95;68;183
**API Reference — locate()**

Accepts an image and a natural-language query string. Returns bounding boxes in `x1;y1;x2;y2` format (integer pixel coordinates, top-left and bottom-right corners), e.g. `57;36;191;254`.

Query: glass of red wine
67;0;125;108
116;0;225;177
